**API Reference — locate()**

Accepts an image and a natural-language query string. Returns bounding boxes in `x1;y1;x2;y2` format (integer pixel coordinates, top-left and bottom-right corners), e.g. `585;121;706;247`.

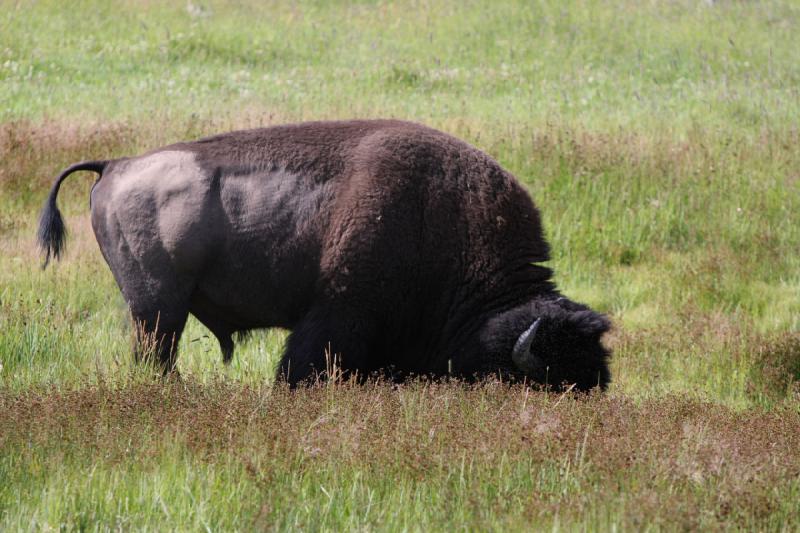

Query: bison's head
480;296;611;391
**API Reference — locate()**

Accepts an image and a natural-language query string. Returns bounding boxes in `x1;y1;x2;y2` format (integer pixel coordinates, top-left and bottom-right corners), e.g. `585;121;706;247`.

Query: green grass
1;0;800;529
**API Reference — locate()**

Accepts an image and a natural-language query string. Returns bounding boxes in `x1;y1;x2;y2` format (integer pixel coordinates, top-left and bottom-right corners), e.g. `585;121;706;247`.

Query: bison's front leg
279;306;377;386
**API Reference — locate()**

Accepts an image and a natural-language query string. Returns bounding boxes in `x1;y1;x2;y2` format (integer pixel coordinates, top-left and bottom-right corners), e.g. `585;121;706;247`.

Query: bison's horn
512;318;542;373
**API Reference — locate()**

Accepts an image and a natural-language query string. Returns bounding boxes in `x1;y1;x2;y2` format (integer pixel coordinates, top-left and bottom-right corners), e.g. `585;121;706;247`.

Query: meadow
1;0;799;529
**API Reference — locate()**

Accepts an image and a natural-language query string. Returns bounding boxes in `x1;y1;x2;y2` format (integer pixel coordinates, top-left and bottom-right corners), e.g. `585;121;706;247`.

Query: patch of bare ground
0;213;98;265
2;380;799;527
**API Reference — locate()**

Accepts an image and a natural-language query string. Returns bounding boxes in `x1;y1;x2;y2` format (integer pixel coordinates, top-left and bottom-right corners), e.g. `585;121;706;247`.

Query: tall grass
3;382;800;530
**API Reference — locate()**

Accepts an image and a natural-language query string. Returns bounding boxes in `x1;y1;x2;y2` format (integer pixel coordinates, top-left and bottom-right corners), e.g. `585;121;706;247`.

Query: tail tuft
36;160;109;269
37;195;66;269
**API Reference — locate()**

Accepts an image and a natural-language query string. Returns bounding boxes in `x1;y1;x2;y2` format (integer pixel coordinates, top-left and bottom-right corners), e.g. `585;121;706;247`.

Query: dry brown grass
4;115;798;204
0;110;302;213
2;380;799;528
0;120;136;200
750;333;800;402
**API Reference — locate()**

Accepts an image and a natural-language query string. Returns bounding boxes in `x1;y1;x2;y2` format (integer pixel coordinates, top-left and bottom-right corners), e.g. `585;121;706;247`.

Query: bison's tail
37;160;109;269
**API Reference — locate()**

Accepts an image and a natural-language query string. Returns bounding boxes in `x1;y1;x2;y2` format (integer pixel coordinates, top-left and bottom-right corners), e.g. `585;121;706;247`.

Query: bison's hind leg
119;271;195;375
132;306;189;375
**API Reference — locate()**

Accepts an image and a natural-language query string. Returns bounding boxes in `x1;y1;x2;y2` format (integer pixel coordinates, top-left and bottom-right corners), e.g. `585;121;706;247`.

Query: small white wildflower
186;1;211;18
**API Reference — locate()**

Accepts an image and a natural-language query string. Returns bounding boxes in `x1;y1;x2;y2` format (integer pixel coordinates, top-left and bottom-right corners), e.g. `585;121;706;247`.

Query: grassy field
1;0;799;529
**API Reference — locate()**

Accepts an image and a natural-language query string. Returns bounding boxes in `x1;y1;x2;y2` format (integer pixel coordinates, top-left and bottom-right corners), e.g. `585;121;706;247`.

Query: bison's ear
571;310;612;338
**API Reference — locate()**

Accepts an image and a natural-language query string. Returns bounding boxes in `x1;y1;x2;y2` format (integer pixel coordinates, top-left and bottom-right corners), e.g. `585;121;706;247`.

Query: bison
38;119;611;390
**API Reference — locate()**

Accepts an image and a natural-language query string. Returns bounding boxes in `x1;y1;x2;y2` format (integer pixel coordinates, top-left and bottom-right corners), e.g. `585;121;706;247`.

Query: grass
1;0;799;529
3;382;800;530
